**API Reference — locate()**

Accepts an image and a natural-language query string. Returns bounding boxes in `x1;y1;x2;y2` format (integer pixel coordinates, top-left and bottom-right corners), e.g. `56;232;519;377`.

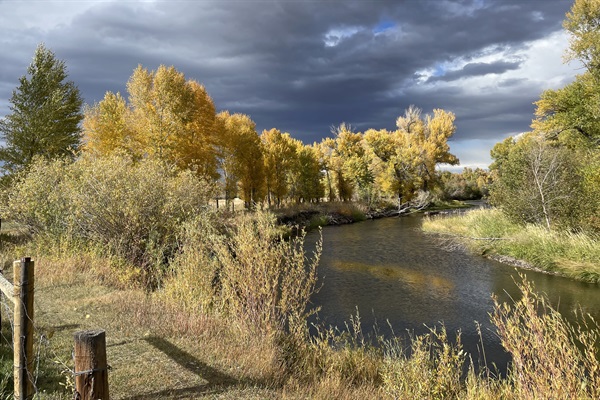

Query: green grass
425;199;473;212
422;208;600;283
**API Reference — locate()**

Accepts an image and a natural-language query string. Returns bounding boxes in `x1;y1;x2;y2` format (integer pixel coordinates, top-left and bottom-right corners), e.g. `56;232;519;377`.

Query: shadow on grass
122;336;241;400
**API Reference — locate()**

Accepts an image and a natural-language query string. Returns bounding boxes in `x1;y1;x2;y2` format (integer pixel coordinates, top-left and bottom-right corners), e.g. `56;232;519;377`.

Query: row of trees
0;45;460;209
488;0;600;232
83;84;459;208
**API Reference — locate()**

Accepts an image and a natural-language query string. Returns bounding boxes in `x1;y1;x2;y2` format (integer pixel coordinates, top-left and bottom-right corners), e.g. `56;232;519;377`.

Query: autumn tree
532;0;600;146
289;141;324;203
173;80;219;179
217;111;265;209
365;106;459;205
334;123;375;202
215;112;239;208
261;128;297;207
318;137;341;201
322;123;372;202
82;92;140;159
82;65;218;178
0;44;83;175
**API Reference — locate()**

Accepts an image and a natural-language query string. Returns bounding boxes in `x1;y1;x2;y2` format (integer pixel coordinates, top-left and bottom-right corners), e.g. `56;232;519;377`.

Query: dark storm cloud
0;0;577;167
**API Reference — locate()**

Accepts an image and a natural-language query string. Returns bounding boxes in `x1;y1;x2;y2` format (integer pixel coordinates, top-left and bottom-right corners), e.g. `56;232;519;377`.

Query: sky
0;0;583;170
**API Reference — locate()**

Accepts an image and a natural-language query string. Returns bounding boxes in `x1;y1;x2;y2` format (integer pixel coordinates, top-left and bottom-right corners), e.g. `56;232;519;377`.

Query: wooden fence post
13;257;35;400
74;330;109;400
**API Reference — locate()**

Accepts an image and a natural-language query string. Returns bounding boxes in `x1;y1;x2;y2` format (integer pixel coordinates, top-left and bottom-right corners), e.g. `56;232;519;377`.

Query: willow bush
3;154;215;285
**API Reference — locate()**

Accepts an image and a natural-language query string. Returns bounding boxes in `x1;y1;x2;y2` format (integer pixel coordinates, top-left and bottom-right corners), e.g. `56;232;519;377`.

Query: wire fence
0;259;108;399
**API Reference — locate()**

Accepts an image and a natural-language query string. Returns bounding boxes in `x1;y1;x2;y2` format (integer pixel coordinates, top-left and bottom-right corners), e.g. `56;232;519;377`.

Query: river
304;214;600;373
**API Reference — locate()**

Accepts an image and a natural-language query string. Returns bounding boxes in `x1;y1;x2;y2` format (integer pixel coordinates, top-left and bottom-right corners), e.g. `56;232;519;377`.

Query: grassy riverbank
3;251;600;398
1;210;600;398
422;208;600;283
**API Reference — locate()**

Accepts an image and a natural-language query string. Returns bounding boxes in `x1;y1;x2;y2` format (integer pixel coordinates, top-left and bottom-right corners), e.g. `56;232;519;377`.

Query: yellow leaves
261;128;297;204
217;111;265;206
82;64;219;179
315;107;458;203
82;91;141;159
364;128;395;162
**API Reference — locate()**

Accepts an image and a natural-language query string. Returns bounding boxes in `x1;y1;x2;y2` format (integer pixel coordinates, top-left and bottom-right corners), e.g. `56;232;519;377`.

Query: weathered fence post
74;330;109;400
13;257;35;399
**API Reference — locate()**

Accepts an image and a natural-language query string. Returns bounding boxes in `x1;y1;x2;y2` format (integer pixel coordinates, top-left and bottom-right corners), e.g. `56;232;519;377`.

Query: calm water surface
305;215;600;372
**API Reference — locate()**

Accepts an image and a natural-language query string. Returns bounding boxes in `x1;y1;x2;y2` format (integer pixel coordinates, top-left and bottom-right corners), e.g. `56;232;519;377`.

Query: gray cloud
427;61;522;83
0;0;576;168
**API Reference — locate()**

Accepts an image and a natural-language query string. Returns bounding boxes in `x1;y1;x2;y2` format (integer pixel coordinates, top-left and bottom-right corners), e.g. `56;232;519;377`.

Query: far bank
422;208;600;284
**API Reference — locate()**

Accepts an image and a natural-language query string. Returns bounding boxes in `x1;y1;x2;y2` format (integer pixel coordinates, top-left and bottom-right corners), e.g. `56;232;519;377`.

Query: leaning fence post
74;330;109;400
13;257;35;399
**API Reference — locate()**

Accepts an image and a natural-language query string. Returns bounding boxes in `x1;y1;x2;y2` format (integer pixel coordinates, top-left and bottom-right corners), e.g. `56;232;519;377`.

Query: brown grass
1;210;599;398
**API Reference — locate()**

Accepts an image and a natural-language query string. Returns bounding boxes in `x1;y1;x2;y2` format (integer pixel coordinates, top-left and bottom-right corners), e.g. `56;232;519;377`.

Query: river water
304;214;600;373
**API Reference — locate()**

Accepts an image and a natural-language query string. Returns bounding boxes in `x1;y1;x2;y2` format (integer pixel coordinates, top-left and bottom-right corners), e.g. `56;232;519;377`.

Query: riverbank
2;207;600;398
422;208;600;283
274;199;470;231
3;251;600;398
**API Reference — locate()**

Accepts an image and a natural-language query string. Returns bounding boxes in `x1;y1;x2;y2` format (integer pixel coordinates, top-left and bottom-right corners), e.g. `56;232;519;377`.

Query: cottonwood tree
261;128;297;207
82;65;219;178
289;141;324;203
322;123;371;202
532;0;600;147
365;106;459;206
217;111;265;209
0;44;83;175
317;137;340;201
82;92;140;159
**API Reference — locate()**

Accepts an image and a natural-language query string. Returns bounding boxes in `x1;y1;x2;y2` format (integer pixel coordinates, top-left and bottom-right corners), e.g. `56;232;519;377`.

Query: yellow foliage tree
288;140;324;203
82;65;218;178
261;128;297;207
172;80;218;179
216;111;265;209
366;106;459;204
82;92;140;159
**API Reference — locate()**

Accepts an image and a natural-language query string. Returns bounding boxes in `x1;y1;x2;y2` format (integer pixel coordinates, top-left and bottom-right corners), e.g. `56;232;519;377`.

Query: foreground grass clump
162;211;322;337
492;278;600;400
423;208;600;282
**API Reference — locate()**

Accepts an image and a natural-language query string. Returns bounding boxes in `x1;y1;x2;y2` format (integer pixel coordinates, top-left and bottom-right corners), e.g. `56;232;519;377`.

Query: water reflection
305;215;600;373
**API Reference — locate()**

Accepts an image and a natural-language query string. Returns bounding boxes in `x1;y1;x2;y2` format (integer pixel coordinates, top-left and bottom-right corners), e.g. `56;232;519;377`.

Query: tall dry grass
492;277;600;400
163;211;322;338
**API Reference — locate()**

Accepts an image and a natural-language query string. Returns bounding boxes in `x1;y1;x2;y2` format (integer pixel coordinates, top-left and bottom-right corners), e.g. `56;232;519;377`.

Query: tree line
5;0;597;232
0;46;459;210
